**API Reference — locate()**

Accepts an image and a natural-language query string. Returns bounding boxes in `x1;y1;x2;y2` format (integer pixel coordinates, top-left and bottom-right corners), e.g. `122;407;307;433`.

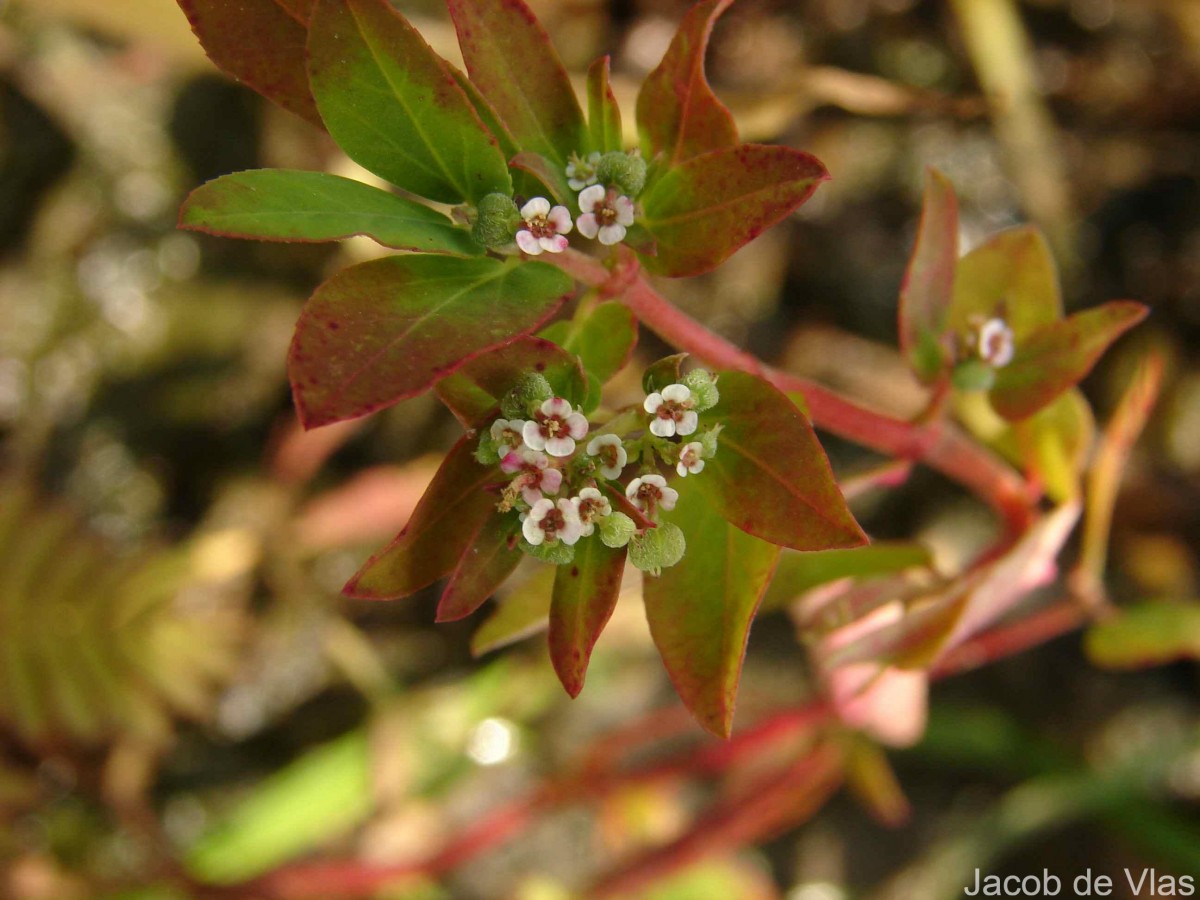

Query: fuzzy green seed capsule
629;523;685;576
698;424;722;459
501;373;554;419
599;512;636;549
522;538;575;565
684;368;720;411
472;193;522;249
596;151;647;198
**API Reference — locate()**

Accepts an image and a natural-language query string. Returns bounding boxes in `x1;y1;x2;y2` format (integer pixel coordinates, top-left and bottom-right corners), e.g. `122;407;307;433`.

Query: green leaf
307;0;511;204
435;336;587;428
540;301;638;386
951;225;1062;339
635;0;738;169
1000;388;1095;503
642;353;688;394
177;0;322;128
471;565;554;656
899;169;958;383
289;255;572;428
446;0;586;170
186;730;371;883
989;301;1148;421
761;543;934;612
638;144;828;278
179;169;481;255
693;372;867;551
549;540;627;697
343;437;498;600
1085;601;1200;670
510;151;573;205
644;481;780;738
587;56;624;154
436;510;521;622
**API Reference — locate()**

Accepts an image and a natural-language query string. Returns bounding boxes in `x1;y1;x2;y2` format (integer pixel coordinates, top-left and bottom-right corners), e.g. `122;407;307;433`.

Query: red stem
553;250;1035;535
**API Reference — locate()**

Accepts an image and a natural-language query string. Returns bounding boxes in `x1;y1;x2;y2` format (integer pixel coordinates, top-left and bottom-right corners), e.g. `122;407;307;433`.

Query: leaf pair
899;171;1147;420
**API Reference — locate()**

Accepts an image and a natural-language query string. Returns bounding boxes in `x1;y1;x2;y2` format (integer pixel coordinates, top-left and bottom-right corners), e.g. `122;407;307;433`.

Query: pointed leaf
510;151;573;205
549;540;626;697
177;0;322;128
275;0;314;25
587;56;623;153
636;0;738;168
644;481;780;738
989;301;1148;421
180;170;481;255
289;255;572;428
694;372;866;551
951;225;1061;338
638;144;828;278
447;0;586;169
436;510;521;621
899;169;958;383
435;336;587;427
1085;601;1200;670
344;437;498;600
308;0;511;204
761;543;934;612
471;564;555;656
540;301;637;386
997;389;1095;503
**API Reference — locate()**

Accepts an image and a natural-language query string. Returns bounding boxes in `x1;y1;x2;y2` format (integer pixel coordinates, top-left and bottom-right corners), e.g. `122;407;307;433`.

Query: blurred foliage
0;0;1196;897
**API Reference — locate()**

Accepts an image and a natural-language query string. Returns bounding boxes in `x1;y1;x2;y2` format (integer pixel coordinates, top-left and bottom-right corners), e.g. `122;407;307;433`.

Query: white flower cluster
513;152;640;256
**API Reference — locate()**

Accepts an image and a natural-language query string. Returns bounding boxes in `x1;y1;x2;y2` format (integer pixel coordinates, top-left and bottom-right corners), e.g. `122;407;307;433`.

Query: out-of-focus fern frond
0;479;244;747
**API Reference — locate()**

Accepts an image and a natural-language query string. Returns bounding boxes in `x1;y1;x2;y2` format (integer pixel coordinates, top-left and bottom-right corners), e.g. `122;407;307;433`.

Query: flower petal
659;487;679;511
576;213;599;239
521;197;551;218
643;393;664;413
578;184;605;213
676;410;699;435
650;417;676;438
598;224;626;245
539;235;569;253
541;468;563;494
542;397;573;417
662;383;691;403
522;421;547;451
613;196;636;225
565;412;589;439
515;230;543;255
545;436;576;457
522;517;545;545
548;206;573;234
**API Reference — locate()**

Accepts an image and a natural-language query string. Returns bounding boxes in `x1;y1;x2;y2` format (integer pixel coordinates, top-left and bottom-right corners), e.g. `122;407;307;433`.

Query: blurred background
0;0;1197;897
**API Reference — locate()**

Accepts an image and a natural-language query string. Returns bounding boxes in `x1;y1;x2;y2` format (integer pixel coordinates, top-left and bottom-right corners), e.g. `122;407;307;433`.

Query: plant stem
552;250;1035;535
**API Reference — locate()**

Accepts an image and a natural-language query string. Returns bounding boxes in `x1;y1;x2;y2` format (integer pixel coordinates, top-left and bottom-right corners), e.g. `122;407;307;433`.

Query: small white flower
515;197;572;255
490;418;526;457
977;317;1015;368
522;497;583;546
522;397;589;457
574;486;613;537
576;184;635;246
626;473;679;514
676;441;705;478
565;151;601;191
500;447;562;505
585;433;628;479
644;383;698;438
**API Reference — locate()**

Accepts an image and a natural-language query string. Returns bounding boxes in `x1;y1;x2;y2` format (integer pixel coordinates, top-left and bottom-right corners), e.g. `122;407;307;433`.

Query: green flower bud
951;358;996;392
521;537;576;565
501;373;554;419
475;429;501;465
684;368;720;411
596;151;647;198
629;523;685;576
698;424;722;459
598;511;636;548
472;192;521;249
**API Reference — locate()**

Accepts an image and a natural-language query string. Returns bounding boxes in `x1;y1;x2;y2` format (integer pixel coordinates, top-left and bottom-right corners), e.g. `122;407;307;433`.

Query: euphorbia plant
176;0;1152;882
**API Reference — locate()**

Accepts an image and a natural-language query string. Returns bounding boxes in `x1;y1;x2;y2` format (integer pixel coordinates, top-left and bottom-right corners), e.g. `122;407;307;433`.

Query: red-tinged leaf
635;0;738;168
951;225;1062;339
694;372;867;551
180;170;481;255
995;389;1095;503
760;542;933;612
637;144;828;278
509;151;572;205
844;739;911;827
343;437;497;600
587;56;623;154
989;301;1149;421
899;169;958;383
289;255;572;429
549;539;627;697
434;336;587;428
447;0;586;169
1085;601;1200;670
308;0;511;204
540;301;638;386
436;510;521;621
178;0;322;127
643;481;780;738
274;0;314;25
